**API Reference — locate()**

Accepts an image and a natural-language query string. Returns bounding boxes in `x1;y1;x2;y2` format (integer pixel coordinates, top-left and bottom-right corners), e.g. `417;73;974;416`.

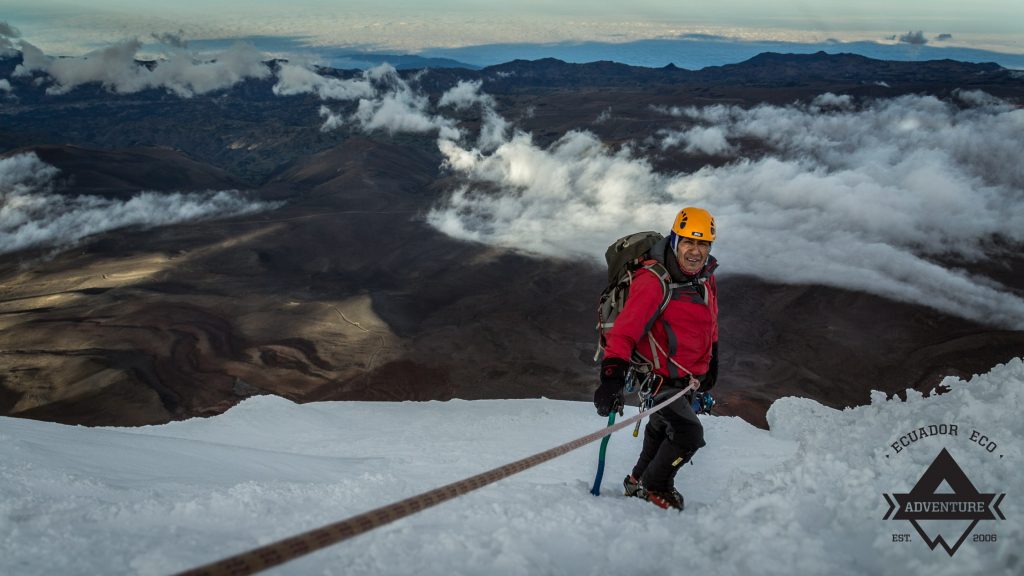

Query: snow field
1;358;1021;575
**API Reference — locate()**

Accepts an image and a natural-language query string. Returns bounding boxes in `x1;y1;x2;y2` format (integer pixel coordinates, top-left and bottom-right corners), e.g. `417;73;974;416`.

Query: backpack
594;231;673;363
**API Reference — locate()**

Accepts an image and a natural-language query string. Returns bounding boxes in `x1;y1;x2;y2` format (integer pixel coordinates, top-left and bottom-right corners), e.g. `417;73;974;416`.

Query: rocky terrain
2;52;1022;428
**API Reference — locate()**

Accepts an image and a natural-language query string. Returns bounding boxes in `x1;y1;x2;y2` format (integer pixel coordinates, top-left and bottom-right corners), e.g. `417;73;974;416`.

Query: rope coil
176;386;693;576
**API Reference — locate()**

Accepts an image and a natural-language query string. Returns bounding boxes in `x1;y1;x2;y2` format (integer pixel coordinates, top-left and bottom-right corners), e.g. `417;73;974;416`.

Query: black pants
630;388;706;492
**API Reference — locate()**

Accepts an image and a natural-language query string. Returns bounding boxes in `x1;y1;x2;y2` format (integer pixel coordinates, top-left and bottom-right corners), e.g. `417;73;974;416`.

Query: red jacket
604;253;718;380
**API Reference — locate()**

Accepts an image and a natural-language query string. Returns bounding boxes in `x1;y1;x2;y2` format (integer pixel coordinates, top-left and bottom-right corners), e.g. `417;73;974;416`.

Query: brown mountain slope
21;145;245;198
1;142;1021;429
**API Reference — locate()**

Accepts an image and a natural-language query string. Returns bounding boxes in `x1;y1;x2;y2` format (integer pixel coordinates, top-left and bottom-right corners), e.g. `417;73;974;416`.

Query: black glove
594;357;628;416
701;342;718;392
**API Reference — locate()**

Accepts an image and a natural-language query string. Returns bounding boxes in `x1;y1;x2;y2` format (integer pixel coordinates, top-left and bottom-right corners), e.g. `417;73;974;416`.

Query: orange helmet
671;207;716;242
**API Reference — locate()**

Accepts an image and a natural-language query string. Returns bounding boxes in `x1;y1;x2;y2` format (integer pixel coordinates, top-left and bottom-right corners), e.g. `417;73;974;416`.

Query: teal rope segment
590;411;617;495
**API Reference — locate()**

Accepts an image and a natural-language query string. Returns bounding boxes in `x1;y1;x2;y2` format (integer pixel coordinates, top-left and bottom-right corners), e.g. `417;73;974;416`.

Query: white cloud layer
427;92;1024;329
438;80;494;110
438;80;507;149
11;37;270;97
318;105;345;132
352;66;460;139
660;125;734;155
281;63;461;140
272;63;374;100
278;69;508;146
0;153;280;255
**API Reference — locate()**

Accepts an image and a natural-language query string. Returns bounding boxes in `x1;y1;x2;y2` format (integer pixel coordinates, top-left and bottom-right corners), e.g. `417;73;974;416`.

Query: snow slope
2;359;1021;576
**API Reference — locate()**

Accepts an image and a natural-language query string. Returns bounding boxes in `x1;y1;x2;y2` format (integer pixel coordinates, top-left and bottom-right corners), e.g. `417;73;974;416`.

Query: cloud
0;20;20;57
0;153;280;255
352;92;453;137
679;33;728;42
953;89;1001;107
351;66;460;139
0;152;59;193
272;63;375;100
438;79;494;110
438;80;506;149
12;37;271;97
810;92;854;111
431;130;665;260
289;63;461;140
477;108;510;151
0;79;11;93
898;30;928;45
660;126;734;155
427;92;1024;328
318;105;345;131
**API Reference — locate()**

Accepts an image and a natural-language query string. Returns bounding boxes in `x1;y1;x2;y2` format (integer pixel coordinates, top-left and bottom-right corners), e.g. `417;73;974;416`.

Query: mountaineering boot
623;475;645;498
626;475;683;511
644;487;685;511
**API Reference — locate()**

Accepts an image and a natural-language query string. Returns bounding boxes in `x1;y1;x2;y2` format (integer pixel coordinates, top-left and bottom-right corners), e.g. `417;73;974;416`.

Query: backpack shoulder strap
640;261;673;316
632;261;674;370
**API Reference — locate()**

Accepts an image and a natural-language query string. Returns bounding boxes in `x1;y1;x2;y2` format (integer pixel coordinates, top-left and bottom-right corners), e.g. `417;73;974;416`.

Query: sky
1;357;1019;574
1;0;1021;61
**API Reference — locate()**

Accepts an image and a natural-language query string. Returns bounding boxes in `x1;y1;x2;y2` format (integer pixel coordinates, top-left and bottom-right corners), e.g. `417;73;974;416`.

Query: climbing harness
632;370;663;437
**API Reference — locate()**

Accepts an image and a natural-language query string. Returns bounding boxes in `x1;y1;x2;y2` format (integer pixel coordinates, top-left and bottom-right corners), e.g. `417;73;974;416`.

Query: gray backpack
594;231;673;362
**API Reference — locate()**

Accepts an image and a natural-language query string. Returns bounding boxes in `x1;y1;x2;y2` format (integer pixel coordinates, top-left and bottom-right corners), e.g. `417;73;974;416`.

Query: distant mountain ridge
471;51;1013;89
1;51;1017;92
4;50;1019;184
414;36;1024;71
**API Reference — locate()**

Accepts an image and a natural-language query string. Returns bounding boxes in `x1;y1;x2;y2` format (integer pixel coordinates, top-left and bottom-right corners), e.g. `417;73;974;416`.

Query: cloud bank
9;33;270;97
660;126;734;155
274;67;509;147
427;93;1024;329
898;30;928;46
438;80;494;110
437;80;508;150
0;153;280;255
276;63;462;139
272;63;374;101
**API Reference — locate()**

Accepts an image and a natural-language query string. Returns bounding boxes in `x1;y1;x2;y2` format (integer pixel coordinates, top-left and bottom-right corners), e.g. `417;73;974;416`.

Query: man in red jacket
593;207;719;511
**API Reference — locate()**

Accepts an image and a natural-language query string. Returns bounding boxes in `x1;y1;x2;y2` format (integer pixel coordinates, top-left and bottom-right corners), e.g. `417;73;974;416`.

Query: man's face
674;237;711;275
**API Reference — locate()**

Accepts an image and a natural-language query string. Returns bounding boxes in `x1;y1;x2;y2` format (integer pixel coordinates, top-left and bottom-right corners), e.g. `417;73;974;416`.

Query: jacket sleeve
603;270;664;362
